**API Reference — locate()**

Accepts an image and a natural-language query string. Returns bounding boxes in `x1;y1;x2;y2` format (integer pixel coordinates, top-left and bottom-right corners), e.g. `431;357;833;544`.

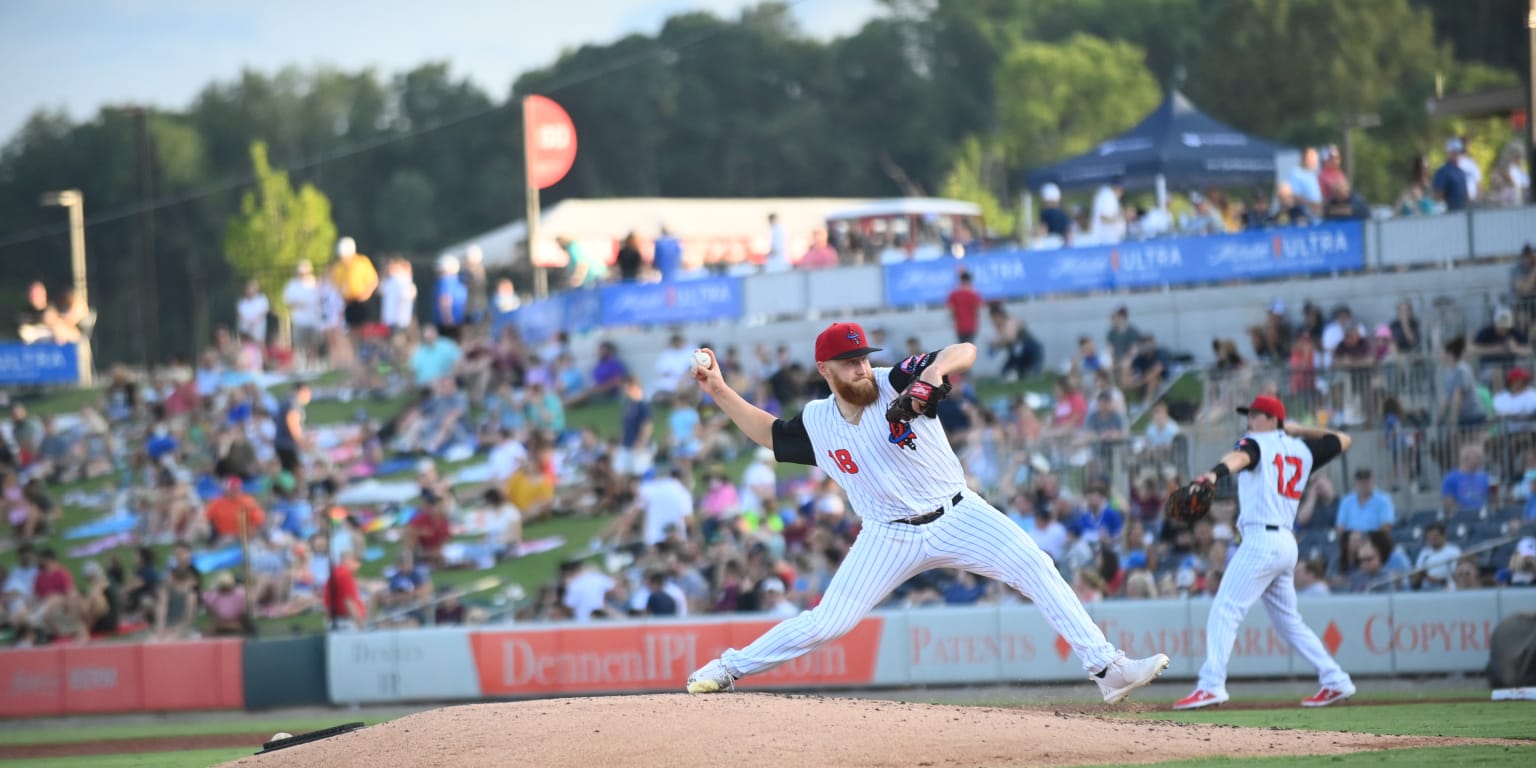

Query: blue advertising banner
598;277;742;327
884;221;1366;307
0;343;80;386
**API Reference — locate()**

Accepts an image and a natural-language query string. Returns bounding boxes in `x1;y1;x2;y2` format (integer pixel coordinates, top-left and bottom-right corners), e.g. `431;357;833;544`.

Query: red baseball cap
1236;394;1286;424
815;322;882;363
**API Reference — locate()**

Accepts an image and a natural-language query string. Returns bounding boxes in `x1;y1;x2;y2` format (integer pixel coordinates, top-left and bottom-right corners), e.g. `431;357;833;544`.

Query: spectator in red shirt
323;551;367;626
33;547;73;600
30;548;78;641
407;491;453;566
946;270;984;344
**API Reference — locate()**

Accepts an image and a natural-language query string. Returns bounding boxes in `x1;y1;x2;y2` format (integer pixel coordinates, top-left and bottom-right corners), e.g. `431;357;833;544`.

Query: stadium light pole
39;189;94;387
1527;0;1535;202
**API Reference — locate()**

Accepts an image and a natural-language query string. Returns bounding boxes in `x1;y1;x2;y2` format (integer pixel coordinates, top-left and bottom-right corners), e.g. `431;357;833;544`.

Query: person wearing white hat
759;577;799;619
1037;183;1071;244
330;236;379;331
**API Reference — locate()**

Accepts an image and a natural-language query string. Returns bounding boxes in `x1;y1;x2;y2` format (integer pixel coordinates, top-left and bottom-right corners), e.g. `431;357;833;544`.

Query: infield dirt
213;693;1520;768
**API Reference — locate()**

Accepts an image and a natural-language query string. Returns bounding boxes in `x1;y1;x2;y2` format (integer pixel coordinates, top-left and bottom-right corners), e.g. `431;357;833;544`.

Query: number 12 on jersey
1272;454;1304;499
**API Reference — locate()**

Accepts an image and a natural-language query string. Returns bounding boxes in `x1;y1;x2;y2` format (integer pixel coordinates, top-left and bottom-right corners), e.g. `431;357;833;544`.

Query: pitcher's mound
217;693;1490;768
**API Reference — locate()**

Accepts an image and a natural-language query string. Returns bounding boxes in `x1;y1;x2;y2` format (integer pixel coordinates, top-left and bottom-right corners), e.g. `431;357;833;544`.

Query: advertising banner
0;342;79;386
884;221;1366;307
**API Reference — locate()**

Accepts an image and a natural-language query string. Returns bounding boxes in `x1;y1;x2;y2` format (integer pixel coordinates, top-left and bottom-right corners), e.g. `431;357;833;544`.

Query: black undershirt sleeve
771;414;816;466
1234;437;1262;471
1303;434;1343;469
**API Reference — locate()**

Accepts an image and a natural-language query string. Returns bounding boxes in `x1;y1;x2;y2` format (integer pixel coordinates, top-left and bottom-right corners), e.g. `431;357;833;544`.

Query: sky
0;0;880;144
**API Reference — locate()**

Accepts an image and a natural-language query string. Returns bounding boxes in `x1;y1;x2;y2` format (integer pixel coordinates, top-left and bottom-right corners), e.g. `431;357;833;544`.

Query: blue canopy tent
1022;89;1293;207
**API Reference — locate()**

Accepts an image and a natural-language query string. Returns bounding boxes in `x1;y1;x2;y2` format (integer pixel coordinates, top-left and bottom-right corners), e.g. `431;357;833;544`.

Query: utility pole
132;107;160;369
1527;0;1535;202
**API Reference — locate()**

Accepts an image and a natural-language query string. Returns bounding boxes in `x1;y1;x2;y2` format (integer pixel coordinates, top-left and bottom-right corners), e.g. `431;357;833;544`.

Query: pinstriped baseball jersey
789;358;966;523
1235;430;1314;528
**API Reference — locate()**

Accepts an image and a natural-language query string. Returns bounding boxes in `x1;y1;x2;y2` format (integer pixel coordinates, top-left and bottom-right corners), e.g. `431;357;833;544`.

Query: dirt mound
216;694;1500;768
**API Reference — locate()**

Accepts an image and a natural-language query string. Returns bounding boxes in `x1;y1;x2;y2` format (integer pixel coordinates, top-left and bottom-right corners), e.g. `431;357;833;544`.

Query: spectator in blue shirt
1071;482;1125;546
434;255;469;341
1433;138;1470;212
1336;468;1395;539
1441;444;1491;515
653;227;682;281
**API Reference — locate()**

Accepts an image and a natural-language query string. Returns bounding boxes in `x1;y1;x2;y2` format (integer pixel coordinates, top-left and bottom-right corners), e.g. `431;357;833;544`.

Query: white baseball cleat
685;658;737;694
1173;689;1230;710
1094;653;1171;704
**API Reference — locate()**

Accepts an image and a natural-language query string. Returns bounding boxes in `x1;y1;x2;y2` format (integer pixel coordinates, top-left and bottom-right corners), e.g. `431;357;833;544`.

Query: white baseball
271;732;294;741
692;350;714;371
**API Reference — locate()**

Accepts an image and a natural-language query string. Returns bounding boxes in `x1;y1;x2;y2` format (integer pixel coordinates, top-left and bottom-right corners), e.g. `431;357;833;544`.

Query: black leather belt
1264;525;1280;531
894;492;964;525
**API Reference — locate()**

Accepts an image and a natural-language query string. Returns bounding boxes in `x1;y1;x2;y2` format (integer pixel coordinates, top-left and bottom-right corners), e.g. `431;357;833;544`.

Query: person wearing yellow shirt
331;237;380;329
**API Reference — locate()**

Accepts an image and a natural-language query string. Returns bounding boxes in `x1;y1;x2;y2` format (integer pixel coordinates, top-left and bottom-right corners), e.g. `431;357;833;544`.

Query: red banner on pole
524;95;577;190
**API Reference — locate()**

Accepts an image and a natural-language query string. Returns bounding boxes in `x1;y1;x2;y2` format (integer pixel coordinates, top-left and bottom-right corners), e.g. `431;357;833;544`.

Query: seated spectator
1070;482;1124;546
652;334;696;401
1295;559;1330;597
1072;336;1112;381
1494;367;1536;418
1331;324;1375;369
1452;555;1483;590
1336;468;1394;552
1471;307;1531;373
1496;537;1536;587
1019;505;1068;562
1142;401;1180;450
1046;376;1087;435
1124;334;1171;402
380;550;433;626
1084;391;1126;441
1412;522;1461;591
1105;307;1142;368
155;542;203;640
1441;445;1491;515
205;477;267;544
393;378;473;456
78;560;120;638
407;491;453;566
479;488;523;560
523;381;565;434
1248;301;1293;363
410;325;462;389
1347;540;1395;593
988;303;1042;381
202;571;252;636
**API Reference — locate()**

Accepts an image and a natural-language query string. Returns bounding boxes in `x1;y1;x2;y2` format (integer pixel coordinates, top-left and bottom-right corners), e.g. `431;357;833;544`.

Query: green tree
939;137;1015;236
223;141;337;323
994;34;1160;171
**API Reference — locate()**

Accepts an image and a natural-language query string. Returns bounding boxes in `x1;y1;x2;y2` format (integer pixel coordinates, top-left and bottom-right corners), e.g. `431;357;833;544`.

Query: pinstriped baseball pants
1197;526;1351;693
720;493;1120;678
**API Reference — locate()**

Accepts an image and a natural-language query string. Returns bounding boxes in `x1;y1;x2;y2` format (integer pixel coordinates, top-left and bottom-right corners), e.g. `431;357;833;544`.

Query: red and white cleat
1301;684;1356;707
1172;689;1229;710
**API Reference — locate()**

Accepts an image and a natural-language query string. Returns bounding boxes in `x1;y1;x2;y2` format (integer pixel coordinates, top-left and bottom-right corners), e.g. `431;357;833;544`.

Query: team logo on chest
888;419;917;451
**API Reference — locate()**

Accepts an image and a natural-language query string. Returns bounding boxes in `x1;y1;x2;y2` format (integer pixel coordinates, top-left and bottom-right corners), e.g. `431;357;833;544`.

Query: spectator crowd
4;229;1535;650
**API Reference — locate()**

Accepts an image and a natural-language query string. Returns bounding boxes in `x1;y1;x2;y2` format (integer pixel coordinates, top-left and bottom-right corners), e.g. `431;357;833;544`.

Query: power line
0;0;816;253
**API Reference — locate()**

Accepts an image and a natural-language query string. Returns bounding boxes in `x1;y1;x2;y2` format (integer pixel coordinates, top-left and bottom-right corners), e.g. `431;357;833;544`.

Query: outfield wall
324;590;1536;705
2;592;1531;716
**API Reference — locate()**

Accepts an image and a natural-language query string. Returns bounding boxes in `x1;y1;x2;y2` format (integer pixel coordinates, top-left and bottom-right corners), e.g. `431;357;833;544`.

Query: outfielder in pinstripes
1173;394;1357;710
685;321;1170;703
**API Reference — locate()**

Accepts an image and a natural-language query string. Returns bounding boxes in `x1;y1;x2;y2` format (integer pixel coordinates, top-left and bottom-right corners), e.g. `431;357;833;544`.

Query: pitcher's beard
832;377;879;407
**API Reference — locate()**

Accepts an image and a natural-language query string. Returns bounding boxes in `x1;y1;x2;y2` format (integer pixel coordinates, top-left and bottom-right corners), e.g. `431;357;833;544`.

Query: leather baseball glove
886;379;951;424
1165;479;1214;525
